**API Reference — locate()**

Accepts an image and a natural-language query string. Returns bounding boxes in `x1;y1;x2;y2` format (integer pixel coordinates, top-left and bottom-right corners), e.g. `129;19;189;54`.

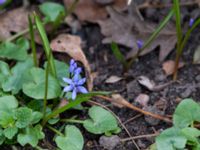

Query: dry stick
138;1;198;9
121;133;159;142
88;100;141;150
123;114;143;125
96;95;172;123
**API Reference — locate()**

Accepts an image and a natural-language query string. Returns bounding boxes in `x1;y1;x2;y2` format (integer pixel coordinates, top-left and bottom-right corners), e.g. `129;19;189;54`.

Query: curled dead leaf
63;0;127;22
105;75;123;83
137;76;155;91
162;60;184;76
50;34;93;91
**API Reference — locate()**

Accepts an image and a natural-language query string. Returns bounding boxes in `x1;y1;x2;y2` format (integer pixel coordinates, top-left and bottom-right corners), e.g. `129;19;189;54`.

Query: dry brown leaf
0;7;33;41
162;60;184;76
63;0;127;22
134;93;149;107
98;7;177;61
105;75;123;83
0;7;48;44
50;34;93;91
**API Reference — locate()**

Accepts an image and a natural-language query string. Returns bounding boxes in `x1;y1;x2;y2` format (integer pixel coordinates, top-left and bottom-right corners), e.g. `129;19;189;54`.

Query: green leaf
23;67;61;99
181;127;200;146
0;128;5;145
55;125;84;150
0;96;18;128
17;125;44;147
3;127;18;139
0;61;10;88
2;57;34;94
39;2;65;23
34;14;56;77
31;111;43;124
173;99;200;128
156;127;187;150
0;38;29;61
14;107;33;128
0;96;18;110
111;42;127;68
83;106;120;134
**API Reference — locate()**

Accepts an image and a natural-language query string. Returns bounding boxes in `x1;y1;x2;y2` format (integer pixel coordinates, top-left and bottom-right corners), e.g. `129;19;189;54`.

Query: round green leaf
14;107;32;128
39;2;65;22
17;125;44;147
0;96;18;110
55;125;84;150
22;67;61;99
173;99;200;128
83;106;120;134
3;127;18;139
156;127;187;150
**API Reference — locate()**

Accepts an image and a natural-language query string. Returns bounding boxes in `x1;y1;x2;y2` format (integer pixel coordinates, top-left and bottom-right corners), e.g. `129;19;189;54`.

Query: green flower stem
28;15;38;67
43;53;50;122
46;125;63;136
60;119;84;124
173;17;200;79
127;9;174;69
6;28;30;42
173;0;183;80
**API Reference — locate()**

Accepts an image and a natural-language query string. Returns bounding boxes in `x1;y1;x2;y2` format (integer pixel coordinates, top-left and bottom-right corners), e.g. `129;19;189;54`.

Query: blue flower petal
63;77;73;84
189;18;194;27
77;78;86;85
73;73;80;83
70;59;75;65
77;86;88;94
72;88;77;100
74;67;82;74
63;85;73;92
137;40;143;49
0;0;6;5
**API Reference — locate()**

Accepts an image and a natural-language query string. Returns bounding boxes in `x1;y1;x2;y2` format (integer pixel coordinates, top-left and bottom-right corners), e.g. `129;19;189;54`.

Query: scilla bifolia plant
0;5;120;150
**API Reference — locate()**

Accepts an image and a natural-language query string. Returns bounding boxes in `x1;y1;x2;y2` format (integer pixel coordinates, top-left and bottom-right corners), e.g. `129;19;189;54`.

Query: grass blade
128;9;174;69
111;42;128;69
34;13;57;77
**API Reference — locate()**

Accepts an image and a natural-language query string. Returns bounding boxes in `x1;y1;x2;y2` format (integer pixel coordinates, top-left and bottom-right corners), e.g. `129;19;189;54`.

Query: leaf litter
97;6;177;61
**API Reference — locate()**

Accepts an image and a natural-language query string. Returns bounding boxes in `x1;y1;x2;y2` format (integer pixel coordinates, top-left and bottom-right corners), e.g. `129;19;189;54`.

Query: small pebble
180;88;192;98
143;105;164;126
99;135;121;150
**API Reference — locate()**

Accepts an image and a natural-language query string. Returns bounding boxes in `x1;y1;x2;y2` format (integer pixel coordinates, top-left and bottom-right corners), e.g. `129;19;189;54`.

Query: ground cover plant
0;0;200;150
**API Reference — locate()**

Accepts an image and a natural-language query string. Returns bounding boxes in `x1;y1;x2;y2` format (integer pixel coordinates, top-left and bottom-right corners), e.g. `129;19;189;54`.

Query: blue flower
137;40;143;49
189;18;194;27
0;0;6;5
63;59;88;100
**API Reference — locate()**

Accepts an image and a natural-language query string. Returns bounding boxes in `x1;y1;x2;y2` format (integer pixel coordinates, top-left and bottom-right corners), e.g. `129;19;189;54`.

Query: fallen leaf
97;7;177;61
193;45;200;64
63;0;127;22
111;94;125;108
162;60;184;76
134;93;149;107
137;76;155;91
105;75;123;83
0;7;33;41
50;34;93;91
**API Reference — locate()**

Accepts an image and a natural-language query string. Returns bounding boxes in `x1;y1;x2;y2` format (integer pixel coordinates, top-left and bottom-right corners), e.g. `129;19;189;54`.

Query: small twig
96;95;172;123
121;133;159;142
88;100;141;150
123;114;142;125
